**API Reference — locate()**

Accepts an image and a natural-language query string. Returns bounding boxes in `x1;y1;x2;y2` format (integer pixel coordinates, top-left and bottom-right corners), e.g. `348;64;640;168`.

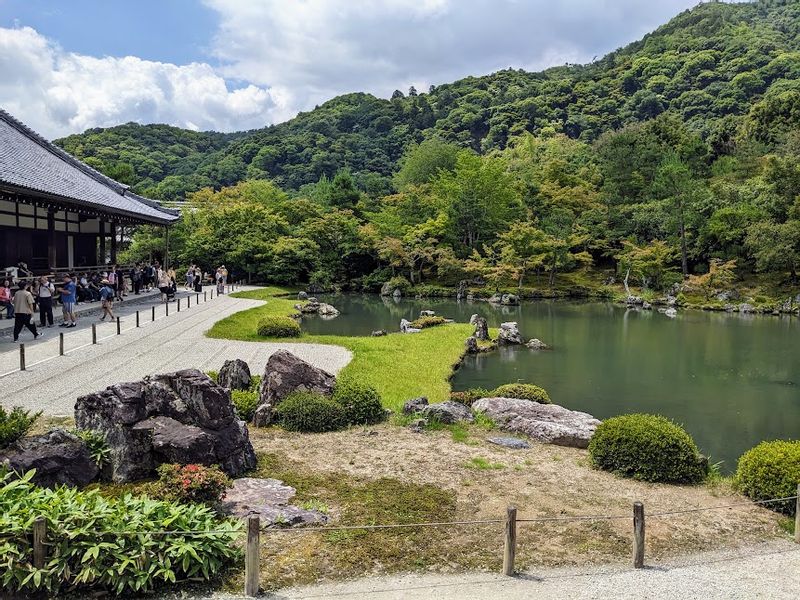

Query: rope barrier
260;518;505;534
648;495;799;518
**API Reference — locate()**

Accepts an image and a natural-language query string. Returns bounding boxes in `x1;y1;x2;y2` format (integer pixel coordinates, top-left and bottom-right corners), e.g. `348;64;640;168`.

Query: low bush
492;383;551;404
0;406;41;448
333;380;385;425
154;463;232;505
0;470;241;596
450;388;491;406
736;440;800;515
74;430;110;467
588;414;707;484
257;315;302;338
249;374;262;391
231;390;260;421
409;315;448;329
384;275;412;295
275;391;346;433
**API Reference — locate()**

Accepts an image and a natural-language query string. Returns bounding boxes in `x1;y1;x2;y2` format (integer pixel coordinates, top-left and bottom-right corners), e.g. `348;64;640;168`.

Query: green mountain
56;0;800;202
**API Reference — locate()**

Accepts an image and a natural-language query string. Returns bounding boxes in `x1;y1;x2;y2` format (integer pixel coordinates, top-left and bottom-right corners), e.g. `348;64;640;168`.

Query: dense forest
57;0;800;296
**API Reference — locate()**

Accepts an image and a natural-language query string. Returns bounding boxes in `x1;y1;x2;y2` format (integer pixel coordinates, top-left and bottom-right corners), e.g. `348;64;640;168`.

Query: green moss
492;383;551;404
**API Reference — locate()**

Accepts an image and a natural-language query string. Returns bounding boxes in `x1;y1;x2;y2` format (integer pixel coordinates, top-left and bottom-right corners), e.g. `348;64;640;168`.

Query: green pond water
303;295;800;472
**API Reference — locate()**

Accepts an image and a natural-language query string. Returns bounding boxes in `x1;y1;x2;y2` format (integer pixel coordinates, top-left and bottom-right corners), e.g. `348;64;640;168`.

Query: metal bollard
19;344;25;371
151;305;155;322
166;302;169;317
116;316;121;335
59;332;64;356
92;324;97;344
136;310;140;328
177;299;181;312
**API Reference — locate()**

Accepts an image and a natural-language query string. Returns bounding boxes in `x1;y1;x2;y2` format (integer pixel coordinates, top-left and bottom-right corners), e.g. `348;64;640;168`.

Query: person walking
130;264;141;295
186;265;195;290
99;279;115;321
193;267;202;293
59;273;78;328
37;275;55;327
157;265;170;302
12;282;41;342
0;279;14;319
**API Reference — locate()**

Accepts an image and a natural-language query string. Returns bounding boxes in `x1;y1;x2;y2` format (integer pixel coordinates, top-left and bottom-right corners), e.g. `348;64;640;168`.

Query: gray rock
75;369;256;482
254;350;336;427
497;321;523;346
488;293;503;304
420;310;436;317
465;336;479;354
218;358;252;391
473;316;489;341
666;295;677;306
392;289;402;299
473;398;600;448
641;301;652;310
625;295;643;305
487;436;530;450
297;291;308;300
380;281;392;296
0;428;98;488
400;318;421;333
739;303;756;314
421;401;474;424
371;329;387;337
408;418;428;433
221;477;327;527
296;301;321;314
664;307;678;318
715;290;738;302
402;396;429;414
456;280;468;300
469;314;479;325
500;294;519;305
318;303;340;318
526;338;549;350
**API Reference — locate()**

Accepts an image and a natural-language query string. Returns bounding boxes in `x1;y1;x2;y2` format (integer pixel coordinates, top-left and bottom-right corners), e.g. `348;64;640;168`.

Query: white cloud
0;26;282;138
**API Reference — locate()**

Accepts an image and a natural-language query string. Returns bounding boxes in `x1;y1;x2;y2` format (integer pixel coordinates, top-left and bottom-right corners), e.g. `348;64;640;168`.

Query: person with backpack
37;275;55;327
99;279;115;321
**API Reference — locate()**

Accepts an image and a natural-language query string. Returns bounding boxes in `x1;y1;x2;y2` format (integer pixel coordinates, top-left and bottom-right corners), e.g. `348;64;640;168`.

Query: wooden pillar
164;226;170;270
47;209;56;270
99;220;106;266
110;222;117;264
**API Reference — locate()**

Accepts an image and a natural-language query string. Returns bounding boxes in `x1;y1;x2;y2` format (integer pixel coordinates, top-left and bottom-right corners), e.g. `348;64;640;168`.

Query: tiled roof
0;109;179;224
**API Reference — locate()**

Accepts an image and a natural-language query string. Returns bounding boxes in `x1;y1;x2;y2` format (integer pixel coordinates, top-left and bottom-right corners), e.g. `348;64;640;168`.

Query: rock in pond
217;358;252;391
487;437;531;450
254;350;336;427
465;336;478;354
400;318;421;333
371;329;388;337
75;369;257;482
297;291;308;300
473;316;489;341
664;307;678;318
473;398;600;448
500;294;519;305
318;302;340;317
420;401;474;424
403;396;429;414
0;428;98;488
420;310;436;317
221;477;327;527
526;338;549;350
497;322;523;346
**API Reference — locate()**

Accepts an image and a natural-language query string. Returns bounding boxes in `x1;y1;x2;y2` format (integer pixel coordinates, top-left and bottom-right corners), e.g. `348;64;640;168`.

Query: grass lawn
206;287;475;410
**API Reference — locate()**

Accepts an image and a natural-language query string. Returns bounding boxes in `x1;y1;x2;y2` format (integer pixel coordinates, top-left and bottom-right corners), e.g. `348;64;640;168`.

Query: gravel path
0;288;352;416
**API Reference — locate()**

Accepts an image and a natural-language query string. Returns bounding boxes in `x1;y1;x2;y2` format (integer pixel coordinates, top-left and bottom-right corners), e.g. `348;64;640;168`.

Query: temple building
0;109;178;275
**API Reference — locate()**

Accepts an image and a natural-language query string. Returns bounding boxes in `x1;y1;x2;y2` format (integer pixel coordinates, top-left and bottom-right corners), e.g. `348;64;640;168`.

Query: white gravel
0;289;351;416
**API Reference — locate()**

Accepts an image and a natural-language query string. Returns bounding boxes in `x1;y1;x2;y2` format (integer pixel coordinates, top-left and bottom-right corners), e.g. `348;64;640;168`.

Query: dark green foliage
409;316;448;329
449;388;492;406
333;380;386;425
0;470;241;595
736;440;800;515
0;406;40;449
275;392;346;432
492;383;551;404
231;390;260;421
588;414;708;484
257;315;302;338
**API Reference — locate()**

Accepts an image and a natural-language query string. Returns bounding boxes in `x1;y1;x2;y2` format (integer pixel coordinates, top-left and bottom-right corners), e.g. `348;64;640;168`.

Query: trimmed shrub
275;391;346;433
588;414;707;484
0;470;240;596
736;440;800;515
492;383;551;404
410;315;448;329
385;275;412;295
333;380;385;425
154;463;232;505
0;406;40;449
231;390;260;421
450;388;492;406
257;315;301;338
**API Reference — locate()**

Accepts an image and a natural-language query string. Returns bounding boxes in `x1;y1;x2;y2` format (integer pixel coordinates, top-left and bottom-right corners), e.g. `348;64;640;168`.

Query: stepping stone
220;477;328;527
487;436;530;449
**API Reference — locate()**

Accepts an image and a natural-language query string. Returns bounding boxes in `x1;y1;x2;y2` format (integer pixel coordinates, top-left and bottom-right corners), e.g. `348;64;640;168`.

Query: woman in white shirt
37;276;55;327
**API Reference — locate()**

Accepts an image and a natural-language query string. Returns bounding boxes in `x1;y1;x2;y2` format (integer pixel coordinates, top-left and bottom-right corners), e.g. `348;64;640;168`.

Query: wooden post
59;332;64;356
19;344;25;371
33;517;47;568
136;310;140;328
92;324;97;344
245;515;260;597
110;222;117;264
633;501;645;568
503;505;517;576
47;209;56;270
211;289;214;299
151;305;155;322
204;291;207;302
795;484;800;544
116;316;121;335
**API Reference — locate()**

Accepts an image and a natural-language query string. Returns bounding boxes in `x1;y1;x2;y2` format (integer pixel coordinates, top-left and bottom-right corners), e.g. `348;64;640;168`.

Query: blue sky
0;0;704;138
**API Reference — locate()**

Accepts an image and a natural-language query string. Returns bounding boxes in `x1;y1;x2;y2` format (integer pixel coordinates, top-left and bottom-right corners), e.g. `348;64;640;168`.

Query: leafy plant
409;316;448;329
333;380;385;425
231;390;260;421
74;430;110;467
491;383;551;404
154;464;232;506
588;414;708;484
0;470;241;595
0;406;41;449
275;391;346;433
206;370;219;383
256;315;302;338
736;440;800;516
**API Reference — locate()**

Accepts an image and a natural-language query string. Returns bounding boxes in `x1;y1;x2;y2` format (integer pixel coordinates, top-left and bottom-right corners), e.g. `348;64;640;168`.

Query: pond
303;294;800;472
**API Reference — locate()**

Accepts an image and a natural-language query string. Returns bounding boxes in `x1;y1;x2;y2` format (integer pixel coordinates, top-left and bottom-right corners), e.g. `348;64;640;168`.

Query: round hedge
588;414;707;484
333;380;385;425
257;315;301;338
275;391;345;432
736;440;800;515
492;383;551;404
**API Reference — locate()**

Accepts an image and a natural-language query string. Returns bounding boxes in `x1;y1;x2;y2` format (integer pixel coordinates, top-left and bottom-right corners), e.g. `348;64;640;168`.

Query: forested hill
56;0;800;202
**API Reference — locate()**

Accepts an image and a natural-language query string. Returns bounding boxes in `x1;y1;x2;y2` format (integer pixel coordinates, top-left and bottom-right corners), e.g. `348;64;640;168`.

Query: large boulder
218;358;252;391
420;401;474;424
402;396;429;414
0;429;98;488
473;316;489;341
473;398;600;448
317;303;340;317
74;369;257;482
497;322;524;346
500;294;519;306
253;350;336;427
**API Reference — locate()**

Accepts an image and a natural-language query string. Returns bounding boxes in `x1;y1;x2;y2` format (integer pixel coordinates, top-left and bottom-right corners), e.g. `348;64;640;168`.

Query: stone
380;281;392;296
664;307;678;318
392;288;402;299
221;477;327;527
254;350;336;427
469;314;479;325
420;310;436;317
666;295;677;306
217;358;252;391
408;418;428;433
296;301;320;314
473;316;489;341
625;295;643;306
0;429;98;488
402;396;429;414
500;294;519;306
497;321;523;346
465;336;479;354
74;369;256;483
473;398;600;448
297;291;308;300
466;293;475;300
488;293;503;304
317;303;340;317
526;338;549;350
487;436;531;450
715;290;738;302
739;303;756;314
456;280;468;300
420;401;474;424
371;329;387;337
400;319;421;333
641;302;652;310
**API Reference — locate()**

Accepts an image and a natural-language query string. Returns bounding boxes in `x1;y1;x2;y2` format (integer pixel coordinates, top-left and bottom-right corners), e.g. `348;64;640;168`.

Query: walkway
0;287;352;416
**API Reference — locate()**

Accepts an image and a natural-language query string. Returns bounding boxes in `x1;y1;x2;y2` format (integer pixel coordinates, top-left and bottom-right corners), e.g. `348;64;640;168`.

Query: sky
0;0;708;139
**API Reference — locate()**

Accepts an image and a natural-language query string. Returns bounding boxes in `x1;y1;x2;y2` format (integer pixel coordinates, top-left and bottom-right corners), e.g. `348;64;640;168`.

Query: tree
393;138;460;189
746;220;800;281
615;240;677;292
652;154;697;277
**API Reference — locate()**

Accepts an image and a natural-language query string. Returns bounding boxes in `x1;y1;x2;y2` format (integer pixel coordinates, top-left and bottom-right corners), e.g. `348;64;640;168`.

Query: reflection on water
304;294;800;472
